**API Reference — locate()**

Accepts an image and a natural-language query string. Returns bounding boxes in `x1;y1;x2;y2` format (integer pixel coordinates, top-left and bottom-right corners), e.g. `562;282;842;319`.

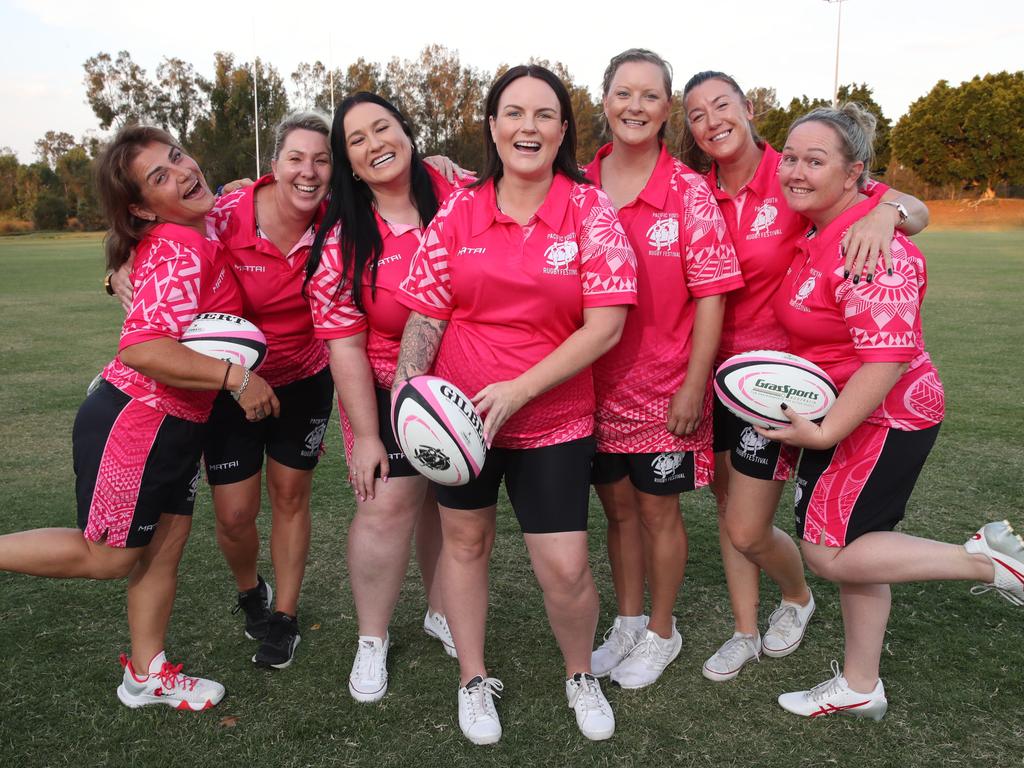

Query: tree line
1;46;1021;232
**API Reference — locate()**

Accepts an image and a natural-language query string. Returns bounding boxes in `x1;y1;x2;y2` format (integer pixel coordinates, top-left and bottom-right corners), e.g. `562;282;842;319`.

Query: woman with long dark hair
393;65;637;744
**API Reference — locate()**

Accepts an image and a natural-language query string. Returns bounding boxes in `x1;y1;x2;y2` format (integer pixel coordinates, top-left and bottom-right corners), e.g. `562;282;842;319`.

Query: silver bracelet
230;367;251;402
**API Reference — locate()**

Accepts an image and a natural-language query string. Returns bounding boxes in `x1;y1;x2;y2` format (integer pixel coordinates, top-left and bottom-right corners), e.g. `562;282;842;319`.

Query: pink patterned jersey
102;221;243;422
708;144;889;361
584;144;744;453
209;175;328;387
773;195;944;430
397;173;638;449
308;168;458;390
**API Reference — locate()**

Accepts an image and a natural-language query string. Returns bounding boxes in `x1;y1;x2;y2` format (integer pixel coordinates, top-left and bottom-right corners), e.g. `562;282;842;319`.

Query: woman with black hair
393;65;638;745
306;92;461;704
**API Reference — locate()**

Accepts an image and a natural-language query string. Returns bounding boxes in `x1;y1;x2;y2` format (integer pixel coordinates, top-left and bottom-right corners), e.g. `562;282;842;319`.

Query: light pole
824;0;847;107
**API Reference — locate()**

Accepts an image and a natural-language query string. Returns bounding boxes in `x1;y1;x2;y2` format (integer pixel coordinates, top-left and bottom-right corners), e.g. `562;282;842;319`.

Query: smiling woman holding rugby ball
760;103;1023;719
0;125;276;710
393;65;637;744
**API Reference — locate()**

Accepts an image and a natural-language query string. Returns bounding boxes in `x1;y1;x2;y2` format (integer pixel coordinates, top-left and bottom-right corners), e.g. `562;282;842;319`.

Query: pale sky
1;0;1020;162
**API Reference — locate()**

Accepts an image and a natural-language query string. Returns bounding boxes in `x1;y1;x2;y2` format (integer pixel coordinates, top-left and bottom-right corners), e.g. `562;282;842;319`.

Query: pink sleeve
396;210;456;320
308;225;368;340
576;188;638;308
118;238;203;350
837;237;922;363
680;173;745;297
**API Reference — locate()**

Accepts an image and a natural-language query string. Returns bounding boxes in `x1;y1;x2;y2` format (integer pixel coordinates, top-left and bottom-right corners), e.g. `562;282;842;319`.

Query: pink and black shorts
73;380;203;548
793;421;940;547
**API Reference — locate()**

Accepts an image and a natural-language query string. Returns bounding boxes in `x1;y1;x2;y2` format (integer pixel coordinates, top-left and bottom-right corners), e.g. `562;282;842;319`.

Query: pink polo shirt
102;221;243;422
584;144;744;453
210;176;328;388
773;195;944;431
397;173;638;449
308;167;458;390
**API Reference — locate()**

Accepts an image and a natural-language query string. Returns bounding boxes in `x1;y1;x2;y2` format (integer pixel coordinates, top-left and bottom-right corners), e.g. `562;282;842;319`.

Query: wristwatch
104;271;115;296
882;200;909;227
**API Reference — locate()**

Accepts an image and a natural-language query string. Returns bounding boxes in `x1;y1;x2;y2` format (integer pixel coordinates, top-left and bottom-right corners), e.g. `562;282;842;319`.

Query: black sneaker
253;612;301;669
232;575;273;641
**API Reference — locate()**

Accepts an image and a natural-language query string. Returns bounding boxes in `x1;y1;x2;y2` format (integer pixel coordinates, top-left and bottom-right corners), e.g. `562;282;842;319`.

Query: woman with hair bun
763;103;1023;720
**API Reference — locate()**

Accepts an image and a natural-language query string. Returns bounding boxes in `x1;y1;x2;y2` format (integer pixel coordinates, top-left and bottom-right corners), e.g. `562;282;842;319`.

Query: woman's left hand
666;382;704;436
841;202;899;282
755;405;834;450
472;379;531;447
423;155;472;184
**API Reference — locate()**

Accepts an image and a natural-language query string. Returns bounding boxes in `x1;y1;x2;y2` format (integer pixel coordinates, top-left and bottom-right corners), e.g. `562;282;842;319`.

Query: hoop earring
353;172;361;181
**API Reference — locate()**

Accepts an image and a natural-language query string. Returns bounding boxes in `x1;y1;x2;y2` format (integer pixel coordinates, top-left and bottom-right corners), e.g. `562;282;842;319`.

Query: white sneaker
608;618;682;689
348;635;389;703
116;651;225;711
458;676;503;745
566;673;615;741
762;591;816;658
423;609;458;658
702;632;761;682
778;661;887;720
591;615;647;677
965;520;1024;606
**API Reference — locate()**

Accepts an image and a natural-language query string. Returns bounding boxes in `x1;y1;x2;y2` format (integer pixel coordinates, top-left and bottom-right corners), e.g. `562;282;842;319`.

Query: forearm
516;306;627;400
679;295;725;393
119;337;237;391
393;312;448;387
819;361;908;445
880;188;929;235
327;337;380;439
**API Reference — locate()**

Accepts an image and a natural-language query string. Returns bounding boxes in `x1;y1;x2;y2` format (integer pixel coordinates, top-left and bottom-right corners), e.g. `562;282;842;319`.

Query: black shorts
591;450;707;495
338;386;418;478
204;366;334;485
434;436;596;534
73;380;202;548
712;398;798;481
795;421;940;547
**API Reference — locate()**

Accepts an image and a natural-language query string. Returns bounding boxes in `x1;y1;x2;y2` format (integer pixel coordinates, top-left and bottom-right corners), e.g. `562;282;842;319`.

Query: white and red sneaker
965;520;1024;606
116;652;225;711
778;661;887;721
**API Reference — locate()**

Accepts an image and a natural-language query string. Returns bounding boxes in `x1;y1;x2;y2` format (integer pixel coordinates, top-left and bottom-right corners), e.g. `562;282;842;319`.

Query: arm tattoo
394;313;448;387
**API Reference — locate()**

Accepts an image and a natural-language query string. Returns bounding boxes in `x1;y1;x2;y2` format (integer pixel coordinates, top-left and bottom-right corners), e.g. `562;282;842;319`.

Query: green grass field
1;231;1021;767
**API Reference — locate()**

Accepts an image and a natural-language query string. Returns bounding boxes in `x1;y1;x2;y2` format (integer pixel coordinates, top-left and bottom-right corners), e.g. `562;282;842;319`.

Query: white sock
619;615;647;633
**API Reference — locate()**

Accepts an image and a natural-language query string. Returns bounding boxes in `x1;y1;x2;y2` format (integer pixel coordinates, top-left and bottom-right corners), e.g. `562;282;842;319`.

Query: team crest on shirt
646;213;679;254
736;426;771;465
302;418;328;457
747;198;782;240
789;271;819;313
651;452;687;483
543;235;579;275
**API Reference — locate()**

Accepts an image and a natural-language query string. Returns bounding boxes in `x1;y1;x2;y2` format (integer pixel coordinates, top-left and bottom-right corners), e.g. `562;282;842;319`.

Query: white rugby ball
714;350;838;429
180;313;267;371
391;375;487;486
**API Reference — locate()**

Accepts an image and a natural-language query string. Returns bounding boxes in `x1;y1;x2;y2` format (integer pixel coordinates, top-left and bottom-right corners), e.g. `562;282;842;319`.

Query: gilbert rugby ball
391;375;487;486
714;350;838;429
180;313;267;371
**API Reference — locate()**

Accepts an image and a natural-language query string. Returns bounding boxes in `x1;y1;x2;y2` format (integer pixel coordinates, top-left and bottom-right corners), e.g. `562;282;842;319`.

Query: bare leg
126;513;192;669
0;528;139;579
414;486;444;613
839;582;891;692
595;478;645;616
265;459;313;616
213;474;262;592
712;453;762;636
438;505;496;685
524;531;599;677
348;475;428;637
635;490;686;638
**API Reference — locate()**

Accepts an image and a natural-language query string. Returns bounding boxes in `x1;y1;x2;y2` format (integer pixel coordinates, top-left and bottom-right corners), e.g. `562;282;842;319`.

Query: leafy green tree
56;146;103;228
0;148;19;214
82;50;152;129
892;71;1024;197
33;192;68;230
34;131;78;169
151;58;208;141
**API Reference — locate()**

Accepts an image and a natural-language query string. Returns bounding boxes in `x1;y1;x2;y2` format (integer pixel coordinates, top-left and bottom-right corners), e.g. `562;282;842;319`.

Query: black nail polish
853;275;860;284
843;270;850;279
866;274;873;283
887;268;893;276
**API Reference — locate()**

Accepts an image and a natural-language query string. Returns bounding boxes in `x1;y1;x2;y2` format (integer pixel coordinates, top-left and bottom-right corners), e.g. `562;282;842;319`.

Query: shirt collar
708;142;777;202
587;143;673;209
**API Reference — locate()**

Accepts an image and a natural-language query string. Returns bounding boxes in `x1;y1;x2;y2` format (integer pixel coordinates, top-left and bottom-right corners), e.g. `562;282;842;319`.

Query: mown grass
0;231;1021;768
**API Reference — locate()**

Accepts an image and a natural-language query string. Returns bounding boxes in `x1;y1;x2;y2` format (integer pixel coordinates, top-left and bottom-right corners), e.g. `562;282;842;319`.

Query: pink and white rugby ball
714;350;838;429
391;375;487;486
180;313;267;371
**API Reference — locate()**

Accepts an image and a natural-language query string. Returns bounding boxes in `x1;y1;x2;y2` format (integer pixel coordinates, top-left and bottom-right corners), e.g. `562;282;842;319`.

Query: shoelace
712;635;760;668
353;640;385;679
767;604;802;634
624;632;675;664
428;613;455;644
157;661;199;691
970;583;1024;607
572;675;611;716
464;678;504;722
601;624;639;656
807;660;845;702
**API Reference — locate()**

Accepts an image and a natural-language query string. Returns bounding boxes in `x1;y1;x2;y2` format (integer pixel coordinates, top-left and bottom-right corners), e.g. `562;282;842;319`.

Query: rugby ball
391;375;487;486
714;350;838;429
180;313;267;371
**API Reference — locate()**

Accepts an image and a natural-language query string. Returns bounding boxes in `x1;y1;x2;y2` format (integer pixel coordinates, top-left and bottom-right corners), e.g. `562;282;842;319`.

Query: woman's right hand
348;435;390;502
235;371;279;422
